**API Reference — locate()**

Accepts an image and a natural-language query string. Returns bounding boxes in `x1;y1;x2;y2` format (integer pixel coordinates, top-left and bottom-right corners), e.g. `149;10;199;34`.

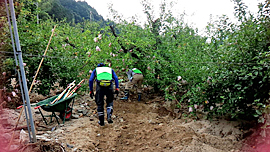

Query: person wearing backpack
89;63;119;126
121;68;143;101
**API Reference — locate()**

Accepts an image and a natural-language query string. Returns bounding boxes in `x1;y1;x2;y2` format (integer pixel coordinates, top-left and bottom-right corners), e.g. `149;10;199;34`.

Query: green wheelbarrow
33;93;77;125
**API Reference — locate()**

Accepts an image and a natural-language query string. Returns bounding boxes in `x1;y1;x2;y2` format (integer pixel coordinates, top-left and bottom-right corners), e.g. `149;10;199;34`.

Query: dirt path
26;94;246;152
1;93;265;152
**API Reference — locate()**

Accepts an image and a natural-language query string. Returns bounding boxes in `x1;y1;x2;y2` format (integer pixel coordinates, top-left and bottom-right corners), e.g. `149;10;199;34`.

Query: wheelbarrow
33;93;77;125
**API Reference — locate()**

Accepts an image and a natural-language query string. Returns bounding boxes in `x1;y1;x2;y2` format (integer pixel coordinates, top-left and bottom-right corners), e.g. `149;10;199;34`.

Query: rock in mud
72;114;79;119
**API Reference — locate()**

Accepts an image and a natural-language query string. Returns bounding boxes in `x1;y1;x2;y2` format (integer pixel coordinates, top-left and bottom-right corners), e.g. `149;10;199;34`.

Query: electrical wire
0;50;269;65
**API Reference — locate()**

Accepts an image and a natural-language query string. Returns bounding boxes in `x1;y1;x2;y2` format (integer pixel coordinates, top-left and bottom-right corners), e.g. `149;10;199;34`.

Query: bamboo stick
66;79;84;98
7;105;24;150
51;86;69;104
28;25;57;93
51;80;76;104
63;81;77;99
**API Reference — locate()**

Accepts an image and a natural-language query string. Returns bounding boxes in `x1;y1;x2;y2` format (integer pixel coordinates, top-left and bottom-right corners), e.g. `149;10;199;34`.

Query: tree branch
109;25;140;59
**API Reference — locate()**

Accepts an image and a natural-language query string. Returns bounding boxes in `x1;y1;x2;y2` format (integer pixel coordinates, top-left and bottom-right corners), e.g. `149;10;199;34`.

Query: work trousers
125;74;144;93
95;84;114;116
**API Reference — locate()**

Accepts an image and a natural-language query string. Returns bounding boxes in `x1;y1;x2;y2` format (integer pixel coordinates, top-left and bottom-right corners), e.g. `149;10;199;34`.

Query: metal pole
8;0;37;142
5;0;16;74
4;0;31;138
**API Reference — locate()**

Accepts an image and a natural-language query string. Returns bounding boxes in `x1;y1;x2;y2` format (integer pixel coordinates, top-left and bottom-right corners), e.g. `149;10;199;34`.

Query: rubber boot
138;93;142;101
107;106;113;124
120;90;129;100
98;112;104;126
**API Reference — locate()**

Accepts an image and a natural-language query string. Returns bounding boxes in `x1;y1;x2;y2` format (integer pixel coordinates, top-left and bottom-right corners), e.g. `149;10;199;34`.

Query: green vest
96;67;112;81
132;68;142;74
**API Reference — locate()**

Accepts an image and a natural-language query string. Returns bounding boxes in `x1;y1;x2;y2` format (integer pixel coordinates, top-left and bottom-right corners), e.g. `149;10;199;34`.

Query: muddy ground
1;90;270;152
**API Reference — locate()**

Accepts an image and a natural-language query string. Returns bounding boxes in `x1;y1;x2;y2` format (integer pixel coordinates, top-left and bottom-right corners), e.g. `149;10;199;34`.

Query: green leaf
255;110;262;115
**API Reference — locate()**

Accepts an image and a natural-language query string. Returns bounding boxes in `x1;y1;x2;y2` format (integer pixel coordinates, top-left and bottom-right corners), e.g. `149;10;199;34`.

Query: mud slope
31;94;244;152
1;93;251;152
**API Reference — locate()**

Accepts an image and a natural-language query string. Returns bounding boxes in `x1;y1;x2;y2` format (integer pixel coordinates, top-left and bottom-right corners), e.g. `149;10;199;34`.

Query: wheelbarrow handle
34;106;41;109
17;105;23;109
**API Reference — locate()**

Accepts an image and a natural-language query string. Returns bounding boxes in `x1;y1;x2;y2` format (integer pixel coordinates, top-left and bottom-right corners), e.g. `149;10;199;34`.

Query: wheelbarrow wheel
59;107;72;121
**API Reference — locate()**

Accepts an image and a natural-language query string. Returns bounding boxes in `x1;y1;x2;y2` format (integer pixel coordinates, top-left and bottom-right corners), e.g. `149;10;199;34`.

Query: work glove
115;88;119;96
90;91;94;99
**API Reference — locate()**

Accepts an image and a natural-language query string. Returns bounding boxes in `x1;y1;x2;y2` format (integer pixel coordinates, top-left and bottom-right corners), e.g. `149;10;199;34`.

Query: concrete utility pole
8;0;37;142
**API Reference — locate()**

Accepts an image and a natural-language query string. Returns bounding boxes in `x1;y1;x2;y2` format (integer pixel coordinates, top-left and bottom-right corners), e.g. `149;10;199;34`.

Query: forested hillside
21;0;105;24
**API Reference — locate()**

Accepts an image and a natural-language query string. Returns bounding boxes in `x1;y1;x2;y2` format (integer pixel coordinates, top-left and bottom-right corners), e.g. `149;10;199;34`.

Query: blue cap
97;63;105;67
